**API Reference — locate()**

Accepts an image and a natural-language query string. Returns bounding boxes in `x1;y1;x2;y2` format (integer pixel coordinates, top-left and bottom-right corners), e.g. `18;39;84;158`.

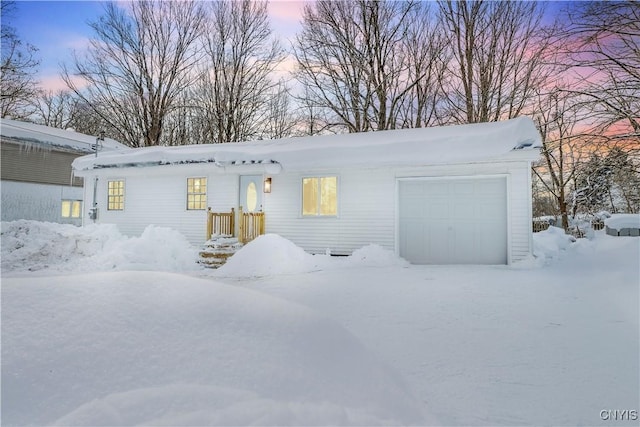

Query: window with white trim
61;200;82;218
302;176;337;216
187;177;207;210
107;180;125;210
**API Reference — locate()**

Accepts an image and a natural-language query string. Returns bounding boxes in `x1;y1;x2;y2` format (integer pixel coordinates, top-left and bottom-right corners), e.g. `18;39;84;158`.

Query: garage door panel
453;181;474;195
428;200;449;219
400;181;425;197
401;198;424;218
478;180;505;194
452;199;475;219
424;181;447;195
399;177;507;265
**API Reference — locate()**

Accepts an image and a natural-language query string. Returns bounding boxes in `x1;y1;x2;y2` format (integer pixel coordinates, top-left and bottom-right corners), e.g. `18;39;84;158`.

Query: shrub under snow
1;220;199;274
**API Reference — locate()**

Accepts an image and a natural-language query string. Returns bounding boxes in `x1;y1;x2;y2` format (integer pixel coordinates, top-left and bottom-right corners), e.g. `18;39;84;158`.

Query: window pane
187;177;207;210
302;178;318;216
246;182;257;212
320;176;337;215
107;180;124;210
61;200;71;218
71;201;81;218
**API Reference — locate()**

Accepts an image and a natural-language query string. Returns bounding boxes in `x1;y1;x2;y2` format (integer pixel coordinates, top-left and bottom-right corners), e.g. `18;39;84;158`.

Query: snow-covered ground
2;221;638;425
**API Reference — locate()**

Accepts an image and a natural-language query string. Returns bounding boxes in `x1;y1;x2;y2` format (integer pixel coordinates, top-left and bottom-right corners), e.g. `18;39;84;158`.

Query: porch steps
198;235;243;268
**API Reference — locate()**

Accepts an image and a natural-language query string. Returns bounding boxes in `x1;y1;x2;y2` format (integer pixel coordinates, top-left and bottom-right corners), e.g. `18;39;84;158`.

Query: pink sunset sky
7;0;307;92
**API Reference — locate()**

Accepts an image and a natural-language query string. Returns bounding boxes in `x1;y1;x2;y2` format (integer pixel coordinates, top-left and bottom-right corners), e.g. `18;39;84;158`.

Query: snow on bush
532;226;576;263
1;220;198;274
2;272;426;425
604;213;640;230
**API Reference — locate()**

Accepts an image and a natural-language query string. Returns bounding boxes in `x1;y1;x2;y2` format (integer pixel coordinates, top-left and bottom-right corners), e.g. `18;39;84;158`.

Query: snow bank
1;220;199;274
527;226;576;266
2;272;426;425
217;234;321;277
216;235;408;278
605;213;640;230
349;244;409;268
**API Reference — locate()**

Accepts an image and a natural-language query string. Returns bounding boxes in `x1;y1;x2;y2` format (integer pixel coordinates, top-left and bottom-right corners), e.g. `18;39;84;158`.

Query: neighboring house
1;118;128;225
72;117;541;265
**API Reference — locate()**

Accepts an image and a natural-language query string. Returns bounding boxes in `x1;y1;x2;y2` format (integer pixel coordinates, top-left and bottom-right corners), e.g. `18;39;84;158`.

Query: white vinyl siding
1;180;83;225
80;160;534;262
88;168;238;245
267;169;395;254
267;162;533;262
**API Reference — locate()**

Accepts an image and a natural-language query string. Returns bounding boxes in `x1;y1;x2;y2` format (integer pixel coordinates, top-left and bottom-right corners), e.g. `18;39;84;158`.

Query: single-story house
1;118;128;225
72;117;541;264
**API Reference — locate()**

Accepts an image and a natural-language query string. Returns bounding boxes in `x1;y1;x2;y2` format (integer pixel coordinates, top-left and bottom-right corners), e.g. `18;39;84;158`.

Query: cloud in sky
12;0;306;92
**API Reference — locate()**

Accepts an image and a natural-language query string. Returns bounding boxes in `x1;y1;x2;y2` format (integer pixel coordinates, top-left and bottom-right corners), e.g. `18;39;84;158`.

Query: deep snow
1;220;199;275
2;272;424;425
2;220;639;426
605;213;640;230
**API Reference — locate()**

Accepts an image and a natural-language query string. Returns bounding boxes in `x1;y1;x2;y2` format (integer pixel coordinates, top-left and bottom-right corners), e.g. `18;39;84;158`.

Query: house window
187;177;207;210
302;176;337;216
61;200;82;218
107;180;125;210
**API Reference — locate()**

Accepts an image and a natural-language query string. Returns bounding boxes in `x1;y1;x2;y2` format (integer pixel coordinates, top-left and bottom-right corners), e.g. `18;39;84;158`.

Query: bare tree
532;88;591;231
62;0;206;147
33;90;77;129
398;1;448;128
295;0;441;133
1;1;40;119
562;1;640;136
262;79;296;139
195;0;283;144
293;86;332;136
437;0;554;124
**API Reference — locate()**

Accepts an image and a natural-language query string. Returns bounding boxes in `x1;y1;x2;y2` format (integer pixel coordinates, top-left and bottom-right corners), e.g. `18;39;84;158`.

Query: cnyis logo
600;409;638;421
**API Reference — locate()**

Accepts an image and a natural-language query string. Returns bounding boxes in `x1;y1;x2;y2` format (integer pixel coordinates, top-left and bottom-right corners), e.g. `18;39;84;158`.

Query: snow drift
1;220;199;274
215;234;408;278
2;272;427;426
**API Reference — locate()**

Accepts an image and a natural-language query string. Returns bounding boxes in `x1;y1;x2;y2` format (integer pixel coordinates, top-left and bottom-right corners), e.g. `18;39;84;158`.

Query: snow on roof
72;116;541;173
1;118;129;154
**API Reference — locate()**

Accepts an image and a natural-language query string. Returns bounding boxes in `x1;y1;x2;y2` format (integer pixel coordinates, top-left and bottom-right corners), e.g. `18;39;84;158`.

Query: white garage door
398;177;508;264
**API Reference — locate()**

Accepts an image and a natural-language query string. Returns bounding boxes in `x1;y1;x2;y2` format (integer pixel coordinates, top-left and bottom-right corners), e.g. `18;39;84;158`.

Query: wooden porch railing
238;206;265;244
206;206;265;244
206;207;235;240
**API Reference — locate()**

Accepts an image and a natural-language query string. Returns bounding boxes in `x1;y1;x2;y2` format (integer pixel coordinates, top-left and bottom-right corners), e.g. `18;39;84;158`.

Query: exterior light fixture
263;177;272;193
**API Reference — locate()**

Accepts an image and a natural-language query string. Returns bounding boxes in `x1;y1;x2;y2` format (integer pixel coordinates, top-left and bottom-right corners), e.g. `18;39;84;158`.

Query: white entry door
398;177;508;264
239;175;263;212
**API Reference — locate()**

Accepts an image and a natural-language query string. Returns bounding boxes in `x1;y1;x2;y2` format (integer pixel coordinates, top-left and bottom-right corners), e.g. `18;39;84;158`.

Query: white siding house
72;117;541;264
1;118;128;225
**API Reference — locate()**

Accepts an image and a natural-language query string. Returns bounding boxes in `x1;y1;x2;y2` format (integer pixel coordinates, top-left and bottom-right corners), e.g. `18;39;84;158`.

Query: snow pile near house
2;272;427;426
531;226;577;265
1;220;198;274
349;244;409;268
605;213;640;230
217;234;322;277
216;235;408;277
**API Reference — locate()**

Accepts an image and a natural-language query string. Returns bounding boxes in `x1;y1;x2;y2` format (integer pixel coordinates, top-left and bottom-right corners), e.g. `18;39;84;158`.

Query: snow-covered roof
1;118;129;154
72;117;541;173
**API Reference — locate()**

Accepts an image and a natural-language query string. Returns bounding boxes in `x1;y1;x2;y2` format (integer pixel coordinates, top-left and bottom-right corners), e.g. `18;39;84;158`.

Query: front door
239;175;263;212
